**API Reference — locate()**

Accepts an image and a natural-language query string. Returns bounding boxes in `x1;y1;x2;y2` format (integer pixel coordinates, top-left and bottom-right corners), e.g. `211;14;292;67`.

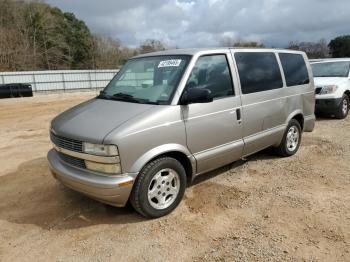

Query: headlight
85;161;121;174
83;142;118;156
320;85;338;95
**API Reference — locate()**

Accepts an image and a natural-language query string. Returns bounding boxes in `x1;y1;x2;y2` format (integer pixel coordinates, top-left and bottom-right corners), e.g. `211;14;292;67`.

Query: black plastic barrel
0;83;33;98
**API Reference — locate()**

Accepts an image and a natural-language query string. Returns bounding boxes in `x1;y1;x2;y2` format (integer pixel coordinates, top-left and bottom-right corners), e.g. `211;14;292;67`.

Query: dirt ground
0;92;349;262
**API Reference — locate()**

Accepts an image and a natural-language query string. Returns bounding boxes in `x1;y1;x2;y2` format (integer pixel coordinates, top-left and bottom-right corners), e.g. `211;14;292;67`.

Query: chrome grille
58;152;86;169
50;132;83;152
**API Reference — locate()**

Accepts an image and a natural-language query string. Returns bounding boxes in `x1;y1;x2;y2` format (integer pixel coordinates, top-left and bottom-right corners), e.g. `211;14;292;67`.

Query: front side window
279;53;310;86
311;61;350;78
185;55;234;99
101;55;191;104
235;52;283;94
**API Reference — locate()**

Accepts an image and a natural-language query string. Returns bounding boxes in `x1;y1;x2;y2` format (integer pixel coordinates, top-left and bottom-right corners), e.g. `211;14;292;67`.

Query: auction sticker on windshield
158;59;182;68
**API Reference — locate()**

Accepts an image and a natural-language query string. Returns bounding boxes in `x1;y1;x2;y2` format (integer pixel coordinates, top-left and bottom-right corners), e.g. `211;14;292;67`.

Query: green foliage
329;35;350;58
0;0;94;70
61;12;93;69
0;0;138;71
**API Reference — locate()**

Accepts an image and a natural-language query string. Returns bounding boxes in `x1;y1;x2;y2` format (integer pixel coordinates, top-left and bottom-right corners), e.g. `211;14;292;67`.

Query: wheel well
292;114;304;131
344;90;350;98
149;151;193;184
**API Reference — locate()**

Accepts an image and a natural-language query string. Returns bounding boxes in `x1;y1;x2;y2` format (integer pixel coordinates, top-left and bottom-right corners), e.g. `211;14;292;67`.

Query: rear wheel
130;157;186;218
335;95;349;119
275;119;302;157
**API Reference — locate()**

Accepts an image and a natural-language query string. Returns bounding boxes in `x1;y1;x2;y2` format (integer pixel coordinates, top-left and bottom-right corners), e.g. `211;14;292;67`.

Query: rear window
235;52;283;94
279;53;309;86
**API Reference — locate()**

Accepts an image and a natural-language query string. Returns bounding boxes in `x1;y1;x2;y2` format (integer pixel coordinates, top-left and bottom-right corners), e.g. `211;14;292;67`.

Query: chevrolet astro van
48;48;315;218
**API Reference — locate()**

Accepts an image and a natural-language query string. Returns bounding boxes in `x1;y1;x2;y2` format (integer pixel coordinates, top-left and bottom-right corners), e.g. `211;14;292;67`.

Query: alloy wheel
286;126;299;152
147;168;180;210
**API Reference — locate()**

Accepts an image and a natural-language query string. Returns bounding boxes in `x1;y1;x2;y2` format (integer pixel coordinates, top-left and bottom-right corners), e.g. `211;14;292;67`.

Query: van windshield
312;61;350;77
100;55;191;105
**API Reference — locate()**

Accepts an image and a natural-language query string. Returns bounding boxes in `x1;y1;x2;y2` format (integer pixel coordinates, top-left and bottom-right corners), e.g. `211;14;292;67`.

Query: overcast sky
44;0;350;48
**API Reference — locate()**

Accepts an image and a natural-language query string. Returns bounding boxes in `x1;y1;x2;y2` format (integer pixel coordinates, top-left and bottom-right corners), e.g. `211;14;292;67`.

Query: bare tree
138;39;166;54
219;35;265;48
288;39;330;58
92;35;134;69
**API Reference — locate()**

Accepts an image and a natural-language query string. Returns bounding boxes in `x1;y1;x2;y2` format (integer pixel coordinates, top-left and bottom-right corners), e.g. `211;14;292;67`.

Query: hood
314;77;347;88
51;98;155;144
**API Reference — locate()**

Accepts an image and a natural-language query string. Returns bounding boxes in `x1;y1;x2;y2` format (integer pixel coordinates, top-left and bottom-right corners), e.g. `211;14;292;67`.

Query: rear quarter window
279;53;309;86
235;52;283;94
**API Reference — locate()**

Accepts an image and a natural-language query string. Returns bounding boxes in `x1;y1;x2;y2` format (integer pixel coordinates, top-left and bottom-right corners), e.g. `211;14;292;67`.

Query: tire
335;95;349;119
130;157;187;218
275;119;302;157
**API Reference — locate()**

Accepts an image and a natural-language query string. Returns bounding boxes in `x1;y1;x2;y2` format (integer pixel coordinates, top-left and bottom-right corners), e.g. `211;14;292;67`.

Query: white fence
0;69;119;92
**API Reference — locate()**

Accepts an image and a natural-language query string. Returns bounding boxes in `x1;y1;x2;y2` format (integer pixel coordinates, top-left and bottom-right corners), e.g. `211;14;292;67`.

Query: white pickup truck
311;59;350;119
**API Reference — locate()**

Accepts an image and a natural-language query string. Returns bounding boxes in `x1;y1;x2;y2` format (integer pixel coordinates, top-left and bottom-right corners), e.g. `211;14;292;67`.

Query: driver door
181;54;244;174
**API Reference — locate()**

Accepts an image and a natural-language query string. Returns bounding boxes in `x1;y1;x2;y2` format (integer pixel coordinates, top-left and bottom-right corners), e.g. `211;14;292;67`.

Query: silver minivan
48;48;315;218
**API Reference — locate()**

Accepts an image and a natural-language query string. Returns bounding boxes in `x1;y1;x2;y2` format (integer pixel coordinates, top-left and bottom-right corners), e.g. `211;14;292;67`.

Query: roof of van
132;47;305;59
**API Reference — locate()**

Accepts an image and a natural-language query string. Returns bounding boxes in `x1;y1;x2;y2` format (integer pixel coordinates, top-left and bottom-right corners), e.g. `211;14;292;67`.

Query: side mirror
180;88;213;105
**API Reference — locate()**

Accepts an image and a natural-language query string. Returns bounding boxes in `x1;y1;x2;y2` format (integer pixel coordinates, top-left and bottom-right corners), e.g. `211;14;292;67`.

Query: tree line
220;36;350;59
1;0;350;72
0;0;167;71
287;36;350;59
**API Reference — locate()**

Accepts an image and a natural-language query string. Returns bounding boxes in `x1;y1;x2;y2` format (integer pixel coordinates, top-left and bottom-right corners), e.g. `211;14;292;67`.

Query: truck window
279;53;309;86
235;52;283;94
185;55;234;99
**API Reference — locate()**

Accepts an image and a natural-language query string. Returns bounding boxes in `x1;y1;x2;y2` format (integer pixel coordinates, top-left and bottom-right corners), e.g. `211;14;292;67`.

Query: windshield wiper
112;92;143;103
98;91;162;105
113;92;135;99
97;91;137;102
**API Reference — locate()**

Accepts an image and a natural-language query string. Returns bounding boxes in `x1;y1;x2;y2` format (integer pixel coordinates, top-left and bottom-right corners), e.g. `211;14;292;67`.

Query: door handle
236;108;242;124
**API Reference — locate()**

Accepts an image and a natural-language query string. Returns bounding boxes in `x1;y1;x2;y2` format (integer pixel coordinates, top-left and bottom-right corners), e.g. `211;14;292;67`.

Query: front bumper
315;98;342;113
47;149;137;207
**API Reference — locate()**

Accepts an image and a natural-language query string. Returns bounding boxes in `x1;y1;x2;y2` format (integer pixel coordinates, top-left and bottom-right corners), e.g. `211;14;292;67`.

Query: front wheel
130;157;187;218
275;119;302;157
335;95;349;119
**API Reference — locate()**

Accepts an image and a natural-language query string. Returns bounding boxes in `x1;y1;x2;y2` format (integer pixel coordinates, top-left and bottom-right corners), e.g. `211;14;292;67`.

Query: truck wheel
335;95;349;119
275;119;302;157
130;157;186;218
